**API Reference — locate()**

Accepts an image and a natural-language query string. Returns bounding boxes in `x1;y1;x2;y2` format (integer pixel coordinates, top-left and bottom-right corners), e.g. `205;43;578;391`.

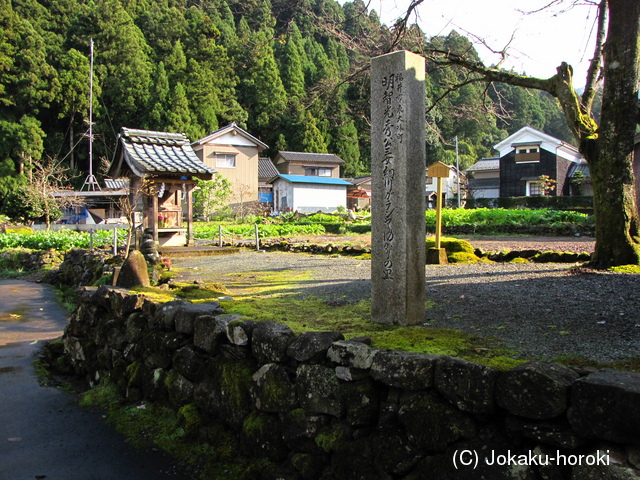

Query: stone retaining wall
55;286;640;479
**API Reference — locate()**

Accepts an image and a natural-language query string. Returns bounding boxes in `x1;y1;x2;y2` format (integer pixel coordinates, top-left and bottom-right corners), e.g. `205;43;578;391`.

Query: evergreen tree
167;82;193;135
183;58;220;139
56;48;94;169
237;27;287;145
164;40;187;85
279;22;306;98
146;61;170;130
332;117;361;176
206;0;237;47
66;0;153;129
298;110;328;153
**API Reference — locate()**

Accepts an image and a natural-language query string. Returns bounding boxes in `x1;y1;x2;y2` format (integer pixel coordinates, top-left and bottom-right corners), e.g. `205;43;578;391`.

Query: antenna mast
81;38;101;191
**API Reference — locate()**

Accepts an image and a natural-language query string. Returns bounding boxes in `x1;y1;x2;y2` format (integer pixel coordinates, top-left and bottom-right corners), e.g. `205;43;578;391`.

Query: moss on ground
173;282;230;300
222;269;313;296
553;355;640;373
426;237;482;263
609;264;640;274
79;381;254;479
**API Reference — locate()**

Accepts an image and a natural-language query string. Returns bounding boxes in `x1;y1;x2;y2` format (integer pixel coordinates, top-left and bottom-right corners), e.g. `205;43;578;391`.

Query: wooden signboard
426;161;449;264
427;161;450;178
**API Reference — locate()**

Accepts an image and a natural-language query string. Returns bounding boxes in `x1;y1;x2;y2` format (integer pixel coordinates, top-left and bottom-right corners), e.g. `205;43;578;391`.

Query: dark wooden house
108;128;215;246
494;126;584;197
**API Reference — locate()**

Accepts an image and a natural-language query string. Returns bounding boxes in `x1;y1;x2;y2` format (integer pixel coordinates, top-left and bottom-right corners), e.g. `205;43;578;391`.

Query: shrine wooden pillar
186;184;194;246
151;189;159;243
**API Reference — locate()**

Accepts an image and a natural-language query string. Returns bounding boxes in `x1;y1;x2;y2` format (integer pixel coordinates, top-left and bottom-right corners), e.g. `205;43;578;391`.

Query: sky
339;0;601;87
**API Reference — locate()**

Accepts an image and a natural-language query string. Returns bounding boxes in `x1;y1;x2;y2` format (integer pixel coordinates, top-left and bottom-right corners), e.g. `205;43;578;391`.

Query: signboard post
426;161;450;265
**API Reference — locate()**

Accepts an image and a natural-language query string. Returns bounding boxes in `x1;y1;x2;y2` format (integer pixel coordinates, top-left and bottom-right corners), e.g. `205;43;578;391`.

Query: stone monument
370;50;426;325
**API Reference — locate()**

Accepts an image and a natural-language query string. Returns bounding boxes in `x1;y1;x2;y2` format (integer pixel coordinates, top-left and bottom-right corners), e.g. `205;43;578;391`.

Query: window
215;153;236;168
517;147;539;154
515;145;541;163
526;181;543;196
305;167;332;177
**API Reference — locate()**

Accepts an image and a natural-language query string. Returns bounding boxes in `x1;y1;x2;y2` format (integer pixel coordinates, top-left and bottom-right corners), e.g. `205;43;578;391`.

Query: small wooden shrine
108;128;215;246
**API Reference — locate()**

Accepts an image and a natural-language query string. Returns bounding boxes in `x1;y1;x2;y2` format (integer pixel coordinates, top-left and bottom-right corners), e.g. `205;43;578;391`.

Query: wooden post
435;176;443;250
186;184;194;246
151;191;159;243
219;225;223;247
426;161;450;264
255;224;260;251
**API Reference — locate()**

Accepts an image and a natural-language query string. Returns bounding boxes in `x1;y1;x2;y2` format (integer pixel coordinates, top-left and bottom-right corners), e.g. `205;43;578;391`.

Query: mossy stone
177;403;202;438
398;391;476;451
116;250;150;288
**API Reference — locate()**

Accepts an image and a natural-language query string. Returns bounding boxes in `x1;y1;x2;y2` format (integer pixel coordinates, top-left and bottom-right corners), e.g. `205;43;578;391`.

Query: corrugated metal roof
104;178;129;189
277;151;345;164
120;128;215;177
258;157;279;179
466;158;500;172
274;174;352;186
568;162;590;177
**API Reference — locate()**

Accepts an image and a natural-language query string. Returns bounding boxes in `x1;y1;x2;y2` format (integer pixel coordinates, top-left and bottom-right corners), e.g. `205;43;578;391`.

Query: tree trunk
588;0;640;266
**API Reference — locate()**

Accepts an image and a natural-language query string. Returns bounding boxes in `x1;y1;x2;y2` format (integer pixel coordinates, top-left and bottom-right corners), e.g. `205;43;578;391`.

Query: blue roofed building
269;174;352;213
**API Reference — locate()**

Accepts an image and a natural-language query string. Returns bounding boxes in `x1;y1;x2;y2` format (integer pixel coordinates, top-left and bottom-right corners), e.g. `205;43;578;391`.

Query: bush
193;222;326;240
0;229;126;251
425;208;593;236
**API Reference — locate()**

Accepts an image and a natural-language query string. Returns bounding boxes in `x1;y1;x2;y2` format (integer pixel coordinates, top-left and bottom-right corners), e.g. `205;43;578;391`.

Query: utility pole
81;38;101;191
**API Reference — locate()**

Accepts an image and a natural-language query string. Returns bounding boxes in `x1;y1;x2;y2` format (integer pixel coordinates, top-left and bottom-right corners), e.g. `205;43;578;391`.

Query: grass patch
54;286;81;313
172;282;230;300
218;294;520;369
222;269;313;296
79;382;250;479
145;268;524;369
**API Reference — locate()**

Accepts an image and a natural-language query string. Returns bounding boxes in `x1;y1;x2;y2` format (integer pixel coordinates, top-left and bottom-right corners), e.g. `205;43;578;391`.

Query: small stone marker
116;250;150;288
426;161;449;265
370;50;426;325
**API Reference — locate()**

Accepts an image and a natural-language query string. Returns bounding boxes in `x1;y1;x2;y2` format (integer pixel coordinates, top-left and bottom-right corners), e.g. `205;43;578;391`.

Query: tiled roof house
274;151;345;178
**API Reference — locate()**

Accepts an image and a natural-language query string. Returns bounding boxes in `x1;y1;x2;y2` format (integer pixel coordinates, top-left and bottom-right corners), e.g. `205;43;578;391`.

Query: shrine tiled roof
112;128;215;179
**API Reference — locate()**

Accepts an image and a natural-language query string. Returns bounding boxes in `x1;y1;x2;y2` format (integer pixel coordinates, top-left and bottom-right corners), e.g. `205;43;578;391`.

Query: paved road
0;279;192;480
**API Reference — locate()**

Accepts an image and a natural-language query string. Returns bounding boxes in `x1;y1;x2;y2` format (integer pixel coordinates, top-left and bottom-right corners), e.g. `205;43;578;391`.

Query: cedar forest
0;0;579;192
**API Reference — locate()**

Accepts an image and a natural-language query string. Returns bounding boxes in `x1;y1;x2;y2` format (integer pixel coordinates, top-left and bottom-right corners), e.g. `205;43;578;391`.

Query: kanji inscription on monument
371;50;426;326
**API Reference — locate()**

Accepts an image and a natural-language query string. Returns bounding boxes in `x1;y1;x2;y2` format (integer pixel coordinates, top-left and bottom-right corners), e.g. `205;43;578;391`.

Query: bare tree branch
386;0;425;53
581;0;607;112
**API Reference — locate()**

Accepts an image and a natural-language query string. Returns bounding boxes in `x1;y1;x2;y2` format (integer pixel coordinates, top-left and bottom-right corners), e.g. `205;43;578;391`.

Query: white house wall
273;180;294;212
273;180;347;213
493;126;583;164
293;184;346;212
208;131;259;147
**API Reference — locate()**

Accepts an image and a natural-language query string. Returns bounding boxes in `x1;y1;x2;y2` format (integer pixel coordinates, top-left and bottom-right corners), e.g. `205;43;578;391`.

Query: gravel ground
170;236;640;364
